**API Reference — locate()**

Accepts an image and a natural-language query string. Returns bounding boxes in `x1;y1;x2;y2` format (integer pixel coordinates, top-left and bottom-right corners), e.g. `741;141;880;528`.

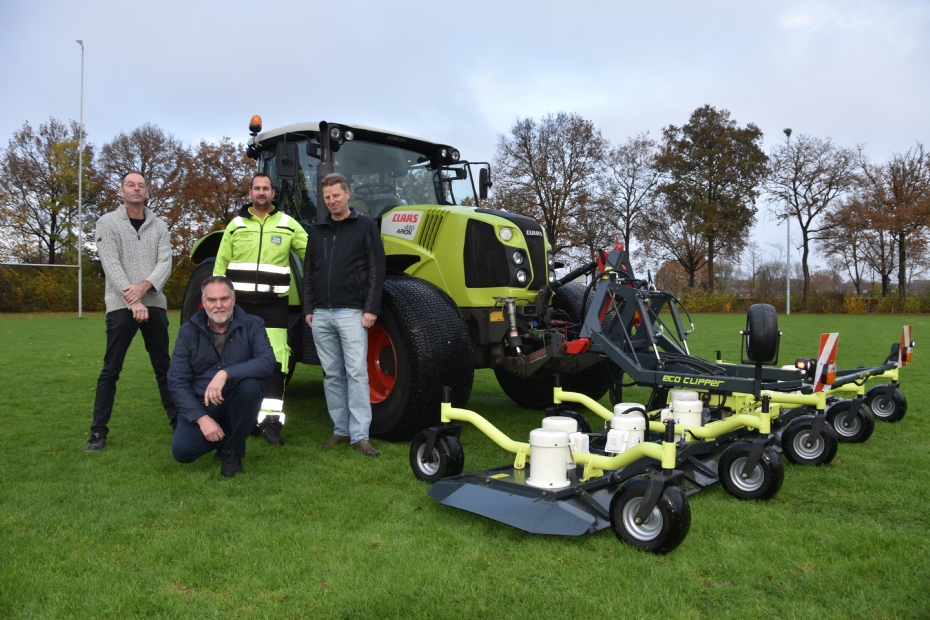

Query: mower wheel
864;385;907;423
180;259;216;324
369;277;474;441
718;443;784;501
782;416;838;466
609;478;691;555
409;432;464;483
745;304;778;363
826;400;875;443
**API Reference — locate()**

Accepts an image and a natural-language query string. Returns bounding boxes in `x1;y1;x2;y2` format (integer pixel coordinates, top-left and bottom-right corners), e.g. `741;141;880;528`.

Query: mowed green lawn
1;312;928;618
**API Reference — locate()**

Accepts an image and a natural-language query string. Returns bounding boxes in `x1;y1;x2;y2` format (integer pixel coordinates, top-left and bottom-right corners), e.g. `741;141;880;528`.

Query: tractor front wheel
826;400;875;443
864;386;907;423
368;277;474;441
718;443;784;501
609;478;691;555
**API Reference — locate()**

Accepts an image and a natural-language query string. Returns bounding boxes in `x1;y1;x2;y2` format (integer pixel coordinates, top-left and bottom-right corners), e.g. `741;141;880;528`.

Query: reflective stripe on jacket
214;205;308;303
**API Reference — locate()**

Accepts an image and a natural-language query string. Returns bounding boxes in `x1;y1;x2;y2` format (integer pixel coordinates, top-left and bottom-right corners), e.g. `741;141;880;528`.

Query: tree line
2;108;928;313
490;105;930;311
0;119;254;311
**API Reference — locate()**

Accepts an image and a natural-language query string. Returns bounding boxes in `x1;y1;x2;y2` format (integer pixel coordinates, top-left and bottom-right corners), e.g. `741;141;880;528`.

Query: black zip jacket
302;208;385;315
167;305;276;422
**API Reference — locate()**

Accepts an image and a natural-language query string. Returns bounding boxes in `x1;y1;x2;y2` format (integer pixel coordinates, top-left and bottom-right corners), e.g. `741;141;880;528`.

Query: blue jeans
311;308;372;443
171;378;264;461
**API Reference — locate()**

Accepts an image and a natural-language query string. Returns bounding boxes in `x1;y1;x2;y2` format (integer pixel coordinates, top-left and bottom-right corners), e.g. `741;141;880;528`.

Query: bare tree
821;198;867;295
602;133;660;252
492;112;607;258
98;124;189;253
638;196;708;290
859;144;930;304
175;138;253;255
654;105;768;291
766;132;857;310
0;118;98;264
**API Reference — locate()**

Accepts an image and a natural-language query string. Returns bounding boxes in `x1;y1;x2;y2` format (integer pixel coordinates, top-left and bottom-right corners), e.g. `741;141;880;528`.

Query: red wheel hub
368;324;396;403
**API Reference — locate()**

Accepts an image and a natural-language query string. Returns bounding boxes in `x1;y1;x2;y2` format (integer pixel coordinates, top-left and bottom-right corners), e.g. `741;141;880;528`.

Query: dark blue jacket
168;305;276;422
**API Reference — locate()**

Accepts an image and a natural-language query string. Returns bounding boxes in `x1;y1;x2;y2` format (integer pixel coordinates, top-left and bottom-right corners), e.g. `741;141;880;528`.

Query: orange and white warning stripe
813;333;839;393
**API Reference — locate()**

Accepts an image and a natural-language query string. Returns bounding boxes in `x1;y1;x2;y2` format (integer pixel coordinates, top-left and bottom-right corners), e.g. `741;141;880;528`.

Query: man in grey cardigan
85;171;178;451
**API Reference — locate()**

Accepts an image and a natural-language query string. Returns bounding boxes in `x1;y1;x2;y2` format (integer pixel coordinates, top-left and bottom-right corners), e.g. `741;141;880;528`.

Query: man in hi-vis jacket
213;173;307;446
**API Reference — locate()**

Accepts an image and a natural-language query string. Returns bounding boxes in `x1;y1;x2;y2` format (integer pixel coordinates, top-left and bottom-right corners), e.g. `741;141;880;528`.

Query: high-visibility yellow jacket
214;205;308;304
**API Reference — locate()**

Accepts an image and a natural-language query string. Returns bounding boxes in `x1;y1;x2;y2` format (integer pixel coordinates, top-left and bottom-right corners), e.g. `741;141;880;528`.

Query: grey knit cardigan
95;205;172;313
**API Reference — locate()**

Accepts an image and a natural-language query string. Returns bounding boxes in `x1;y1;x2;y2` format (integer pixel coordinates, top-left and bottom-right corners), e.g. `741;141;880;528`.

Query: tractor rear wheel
495;281;611;410
181;259;216;324
368;277;474;441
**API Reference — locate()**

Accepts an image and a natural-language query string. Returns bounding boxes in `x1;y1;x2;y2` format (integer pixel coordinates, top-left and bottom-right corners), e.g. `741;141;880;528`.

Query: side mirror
276;142;299;180
479;168;492;200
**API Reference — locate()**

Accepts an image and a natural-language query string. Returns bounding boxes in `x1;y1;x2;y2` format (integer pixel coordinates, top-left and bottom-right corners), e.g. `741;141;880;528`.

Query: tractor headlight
516;269;528;285
512;251;524;265
547;251;554;268
450;149;460;162
344;130;354;141
500;227;513;242
329;126;342;141
549;270;556;283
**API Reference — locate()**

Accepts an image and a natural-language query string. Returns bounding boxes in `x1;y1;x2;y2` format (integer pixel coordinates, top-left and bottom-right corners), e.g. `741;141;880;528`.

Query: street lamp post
76;39;84;318
783;128;792;316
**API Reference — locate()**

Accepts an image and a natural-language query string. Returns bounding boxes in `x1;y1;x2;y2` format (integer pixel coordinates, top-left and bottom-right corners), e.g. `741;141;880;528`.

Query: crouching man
168;275;276;477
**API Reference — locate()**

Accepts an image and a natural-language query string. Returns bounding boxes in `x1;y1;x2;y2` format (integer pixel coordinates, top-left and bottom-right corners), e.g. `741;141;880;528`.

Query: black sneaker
221;453;242;477
84;432;106;451
261;423;284;446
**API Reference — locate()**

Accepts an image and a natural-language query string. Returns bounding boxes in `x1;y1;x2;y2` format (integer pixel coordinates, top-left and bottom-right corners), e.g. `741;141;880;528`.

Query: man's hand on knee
204;370;228;406
196;415;225;442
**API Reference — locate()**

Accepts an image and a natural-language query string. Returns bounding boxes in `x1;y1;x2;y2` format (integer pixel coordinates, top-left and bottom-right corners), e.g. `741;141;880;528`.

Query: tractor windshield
263;138;478;224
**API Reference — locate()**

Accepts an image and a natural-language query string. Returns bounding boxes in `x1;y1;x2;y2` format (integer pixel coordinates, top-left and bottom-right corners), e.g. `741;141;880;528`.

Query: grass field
1;312;928;618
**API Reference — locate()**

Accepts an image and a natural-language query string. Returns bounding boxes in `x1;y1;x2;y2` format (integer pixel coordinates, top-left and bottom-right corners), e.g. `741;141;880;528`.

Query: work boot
261;423;284;446
84;432;106;451
317;434;350;447
352;439;380;457
221;452;243;478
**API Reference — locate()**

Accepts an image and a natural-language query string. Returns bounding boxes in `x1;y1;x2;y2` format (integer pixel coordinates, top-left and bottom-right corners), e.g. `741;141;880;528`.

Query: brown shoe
317;434;350;447
351;439;381;457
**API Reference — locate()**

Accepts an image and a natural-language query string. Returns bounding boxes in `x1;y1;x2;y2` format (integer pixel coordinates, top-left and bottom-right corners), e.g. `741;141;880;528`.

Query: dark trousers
91;307;178;435
171;378;264;461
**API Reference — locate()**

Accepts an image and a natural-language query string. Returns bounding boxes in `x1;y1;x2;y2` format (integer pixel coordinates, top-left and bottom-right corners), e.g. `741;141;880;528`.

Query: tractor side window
261;140;319;226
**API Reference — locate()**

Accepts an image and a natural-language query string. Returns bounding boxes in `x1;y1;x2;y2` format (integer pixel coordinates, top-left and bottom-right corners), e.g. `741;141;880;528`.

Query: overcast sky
2;0;928;265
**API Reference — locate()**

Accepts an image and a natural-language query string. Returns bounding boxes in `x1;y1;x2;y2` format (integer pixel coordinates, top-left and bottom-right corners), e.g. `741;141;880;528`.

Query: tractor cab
245;117;490;228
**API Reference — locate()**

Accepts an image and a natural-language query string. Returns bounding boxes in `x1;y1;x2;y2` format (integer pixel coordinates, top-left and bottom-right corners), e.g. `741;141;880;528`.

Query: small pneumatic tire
781;416;838;466
864;386;907;423
609;478;691;555
826;400;875;443
718;443;784;501
409;432;465;483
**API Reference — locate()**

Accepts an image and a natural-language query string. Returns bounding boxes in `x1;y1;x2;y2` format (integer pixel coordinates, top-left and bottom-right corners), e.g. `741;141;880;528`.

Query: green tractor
182;118;611;440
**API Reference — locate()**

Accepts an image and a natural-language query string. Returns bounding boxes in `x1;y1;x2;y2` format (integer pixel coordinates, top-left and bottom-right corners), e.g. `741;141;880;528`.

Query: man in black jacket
303;173;386;456
168;275;276;477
